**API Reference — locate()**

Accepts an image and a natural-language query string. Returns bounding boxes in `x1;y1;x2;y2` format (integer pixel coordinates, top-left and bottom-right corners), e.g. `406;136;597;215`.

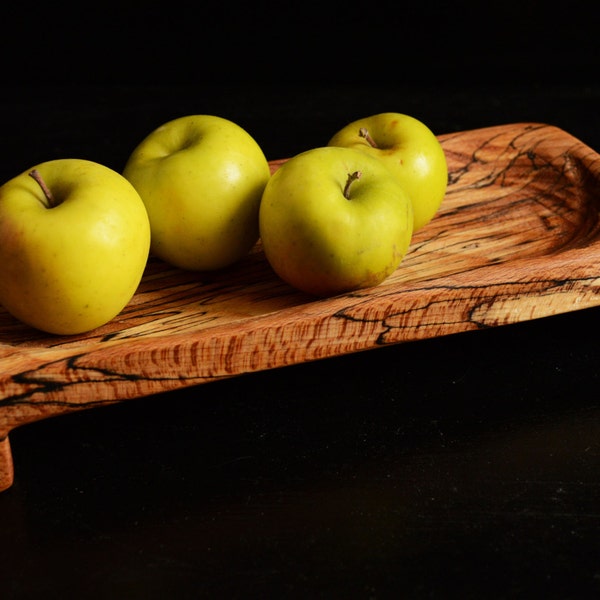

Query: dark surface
1;3;600;599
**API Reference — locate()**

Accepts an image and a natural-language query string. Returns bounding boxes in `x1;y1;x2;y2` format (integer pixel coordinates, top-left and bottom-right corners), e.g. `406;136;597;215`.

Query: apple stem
29;169;56;208
359;127;378;148
344;171;362;199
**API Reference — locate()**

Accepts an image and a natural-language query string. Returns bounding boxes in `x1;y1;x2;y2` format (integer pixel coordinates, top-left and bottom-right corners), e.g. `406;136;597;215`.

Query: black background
1;2;600;598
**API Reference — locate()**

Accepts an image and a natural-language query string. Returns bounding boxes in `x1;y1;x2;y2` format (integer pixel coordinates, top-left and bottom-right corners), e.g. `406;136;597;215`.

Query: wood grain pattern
1;122;599;491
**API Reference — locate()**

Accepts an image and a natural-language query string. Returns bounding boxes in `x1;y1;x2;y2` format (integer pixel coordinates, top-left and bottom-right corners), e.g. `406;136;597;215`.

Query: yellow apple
259;146;413;296
0;159;151;335
122;114;271;271
327;112;448;231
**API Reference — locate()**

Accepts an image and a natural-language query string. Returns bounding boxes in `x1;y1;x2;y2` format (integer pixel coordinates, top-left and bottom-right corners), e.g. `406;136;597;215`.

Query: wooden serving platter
1;122;600;492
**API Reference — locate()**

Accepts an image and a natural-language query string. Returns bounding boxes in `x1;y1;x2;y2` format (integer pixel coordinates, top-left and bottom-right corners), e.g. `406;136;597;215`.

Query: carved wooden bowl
1;123;599;491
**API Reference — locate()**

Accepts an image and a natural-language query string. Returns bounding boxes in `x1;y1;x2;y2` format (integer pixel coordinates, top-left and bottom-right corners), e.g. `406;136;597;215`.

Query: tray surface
1;122;600;490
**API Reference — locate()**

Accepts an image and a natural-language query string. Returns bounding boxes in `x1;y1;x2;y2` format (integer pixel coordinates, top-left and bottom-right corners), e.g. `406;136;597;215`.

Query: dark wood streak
1;122;600;491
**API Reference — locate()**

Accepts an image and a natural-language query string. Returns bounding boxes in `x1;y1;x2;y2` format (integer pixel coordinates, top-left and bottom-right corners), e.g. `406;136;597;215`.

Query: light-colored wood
1;122;599;491
0;436;13;492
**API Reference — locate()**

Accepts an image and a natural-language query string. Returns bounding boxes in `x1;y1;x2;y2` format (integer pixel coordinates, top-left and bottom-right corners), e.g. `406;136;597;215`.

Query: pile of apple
0;112;447;336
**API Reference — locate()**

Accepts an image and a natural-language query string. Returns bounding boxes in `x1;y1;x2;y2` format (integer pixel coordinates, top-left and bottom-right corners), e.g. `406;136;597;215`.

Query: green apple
0;159;151;335
327;112;447;232
259;146;413;296
122;114;271;271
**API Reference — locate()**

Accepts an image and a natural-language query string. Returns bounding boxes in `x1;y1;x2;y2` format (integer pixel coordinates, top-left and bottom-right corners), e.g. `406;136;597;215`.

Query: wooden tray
1;122;600;492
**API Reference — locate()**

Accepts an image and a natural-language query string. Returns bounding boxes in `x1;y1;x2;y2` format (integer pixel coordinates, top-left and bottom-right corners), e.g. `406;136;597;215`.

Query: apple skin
0;159;151;335
122;114;271;271
259;146;413;296
327;112;447;232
